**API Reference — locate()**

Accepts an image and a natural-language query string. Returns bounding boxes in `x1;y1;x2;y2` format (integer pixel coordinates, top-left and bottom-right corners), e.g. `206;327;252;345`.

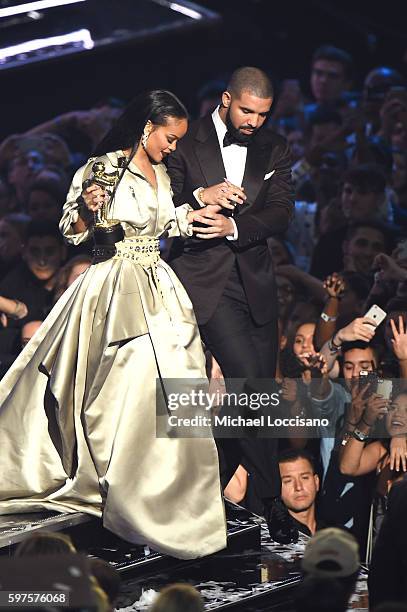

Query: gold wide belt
93;237;160;265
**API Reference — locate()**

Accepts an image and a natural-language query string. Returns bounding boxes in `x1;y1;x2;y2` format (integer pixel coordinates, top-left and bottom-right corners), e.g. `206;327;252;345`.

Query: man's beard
225;108;258;143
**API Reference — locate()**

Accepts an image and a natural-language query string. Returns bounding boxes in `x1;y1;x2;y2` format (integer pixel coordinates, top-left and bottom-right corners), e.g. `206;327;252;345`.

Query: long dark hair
93;89;188;156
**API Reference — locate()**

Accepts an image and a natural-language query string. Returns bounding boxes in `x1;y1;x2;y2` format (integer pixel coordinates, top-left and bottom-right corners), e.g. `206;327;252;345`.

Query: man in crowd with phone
310;308;407;555
312;334;382;556
167;66;296;543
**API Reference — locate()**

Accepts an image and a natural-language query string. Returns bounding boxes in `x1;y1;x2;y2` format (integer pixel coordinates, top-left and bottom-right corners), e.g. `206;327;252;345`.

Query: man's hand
335;317;377;345
280;378;297;403
390;315;407;361
363;393;390;426
323;273;345;299
348;383;370;425
373;253;407;283
199;180;246;210
299;352;328;376
190;209;235;239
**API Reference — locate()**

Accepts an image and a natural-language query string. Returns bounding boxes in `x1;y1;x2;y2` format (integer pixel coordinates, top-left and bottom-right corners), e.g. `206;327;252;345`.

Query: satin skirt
0;256;226;559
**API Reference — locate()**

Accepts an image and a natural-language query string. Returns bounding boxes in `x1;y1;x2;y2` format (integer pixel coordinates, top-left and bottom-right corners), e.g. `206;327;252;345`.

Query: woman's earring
141;132;149;149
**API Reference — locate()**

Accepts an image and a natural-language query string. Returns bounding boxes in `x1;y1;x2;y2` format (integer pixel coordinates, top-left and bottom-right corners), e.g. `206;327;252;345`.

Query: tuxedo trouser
199;263;281;502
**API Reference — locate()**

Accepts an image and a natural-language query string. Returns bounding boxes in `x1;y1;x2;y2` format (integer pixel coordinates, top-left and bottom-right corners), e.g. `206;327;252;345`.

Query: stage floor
115;521;305;611
0;503;369;611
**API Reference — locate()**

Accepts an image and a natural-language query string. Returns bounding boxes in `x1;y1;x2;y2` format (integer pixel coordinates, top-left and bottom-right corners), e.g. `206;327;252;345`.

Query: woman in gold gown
0;90;226;559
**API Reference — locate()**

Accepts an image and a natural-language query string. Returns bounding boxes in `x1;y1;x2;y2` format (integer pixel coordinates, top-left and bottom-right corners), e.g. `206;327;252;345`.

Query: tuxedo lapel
240;140;271;215
195;116;226;187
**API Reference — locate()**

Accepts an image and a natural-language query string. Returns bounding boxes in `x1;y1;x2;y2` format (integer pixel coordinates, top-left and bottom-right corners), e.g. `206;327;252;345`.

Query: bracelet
321;312;337;323
328;335;342;353
331;334;342;349
328;340;340;353
351;428;369;442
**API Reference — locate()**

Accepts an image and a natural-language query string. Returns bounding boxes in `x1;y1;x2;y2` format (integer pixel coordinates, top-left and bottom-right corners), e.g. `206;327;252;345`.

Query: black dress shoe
263;496;299;544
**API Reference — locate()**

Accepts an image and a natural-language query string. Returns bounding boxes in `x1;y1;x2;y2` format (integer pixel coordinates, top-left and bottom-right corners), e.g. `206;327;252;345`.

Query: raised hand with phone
362;392;391;427
342;374;390;444
319;307;384;376
339;388;407;478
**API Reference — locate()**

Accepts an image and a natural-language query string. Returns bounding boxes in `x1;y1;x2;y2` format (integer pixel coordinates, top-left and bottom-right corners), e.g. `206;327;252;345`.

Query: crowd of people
0;43;406;611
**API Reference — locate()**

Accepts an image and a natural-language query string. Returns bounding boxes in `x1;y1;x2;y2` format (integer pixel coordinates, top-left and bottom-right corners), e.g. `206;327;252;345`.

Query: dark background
1;0;405;137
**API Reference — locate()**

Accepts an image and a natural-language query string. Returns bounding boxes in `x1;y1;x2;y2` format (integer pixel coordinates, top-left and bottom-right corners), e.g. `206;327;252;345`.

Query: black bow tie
223;131;249;148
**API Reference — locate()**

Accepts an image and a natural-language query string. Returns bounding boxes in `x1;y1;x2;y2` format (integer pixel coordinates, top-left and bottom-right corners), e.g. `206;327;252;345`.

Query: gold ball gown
0;151;226;559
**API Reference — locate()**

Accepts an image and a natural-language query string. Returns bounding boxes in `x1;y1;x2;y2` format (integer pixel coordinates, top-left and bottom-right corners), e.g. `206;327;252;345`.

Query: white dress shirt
212;106;247;187
194;107;245;240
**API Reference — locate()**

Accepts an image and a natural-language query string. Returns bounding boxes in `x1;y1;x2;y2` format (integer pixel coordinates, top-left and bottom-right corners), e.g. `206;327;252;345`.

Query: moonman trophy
89;160;124;246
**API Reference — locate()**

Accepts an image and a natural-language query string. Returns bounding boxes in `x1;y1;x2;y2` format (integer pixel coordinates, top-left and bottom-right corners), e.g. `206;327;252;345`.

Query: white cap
301;528;360;577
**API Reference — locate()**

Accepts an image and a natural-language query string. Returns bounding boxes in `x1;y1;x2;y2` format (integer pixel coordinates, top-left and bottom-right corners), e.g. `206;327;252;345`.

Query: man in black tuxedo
167;67;297;543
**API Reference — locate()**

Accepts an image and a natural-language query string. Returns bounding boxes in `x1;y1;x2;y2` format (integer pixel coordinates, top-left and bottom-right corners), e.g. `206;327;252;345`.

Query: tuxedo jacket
166;114;294;325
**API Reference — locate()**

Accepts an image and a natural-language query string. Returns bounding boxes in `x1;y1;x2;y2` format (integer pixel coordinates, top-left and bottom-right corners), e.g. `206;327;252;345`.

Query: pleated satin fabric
0;152;226;559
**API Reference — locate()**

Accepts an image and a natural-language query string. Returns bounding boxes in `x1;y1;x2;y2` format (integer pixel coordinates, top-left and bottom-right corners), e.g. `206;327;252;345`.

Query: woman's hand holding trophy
81;160;124;245
81;183;107;213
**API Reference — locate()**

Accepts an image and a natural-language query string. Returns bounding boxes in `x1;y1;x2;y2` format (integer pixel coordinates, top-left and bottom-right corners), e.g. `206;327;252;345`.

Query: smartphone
363;304;387;330
376;379;392;400
359;370;378;396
